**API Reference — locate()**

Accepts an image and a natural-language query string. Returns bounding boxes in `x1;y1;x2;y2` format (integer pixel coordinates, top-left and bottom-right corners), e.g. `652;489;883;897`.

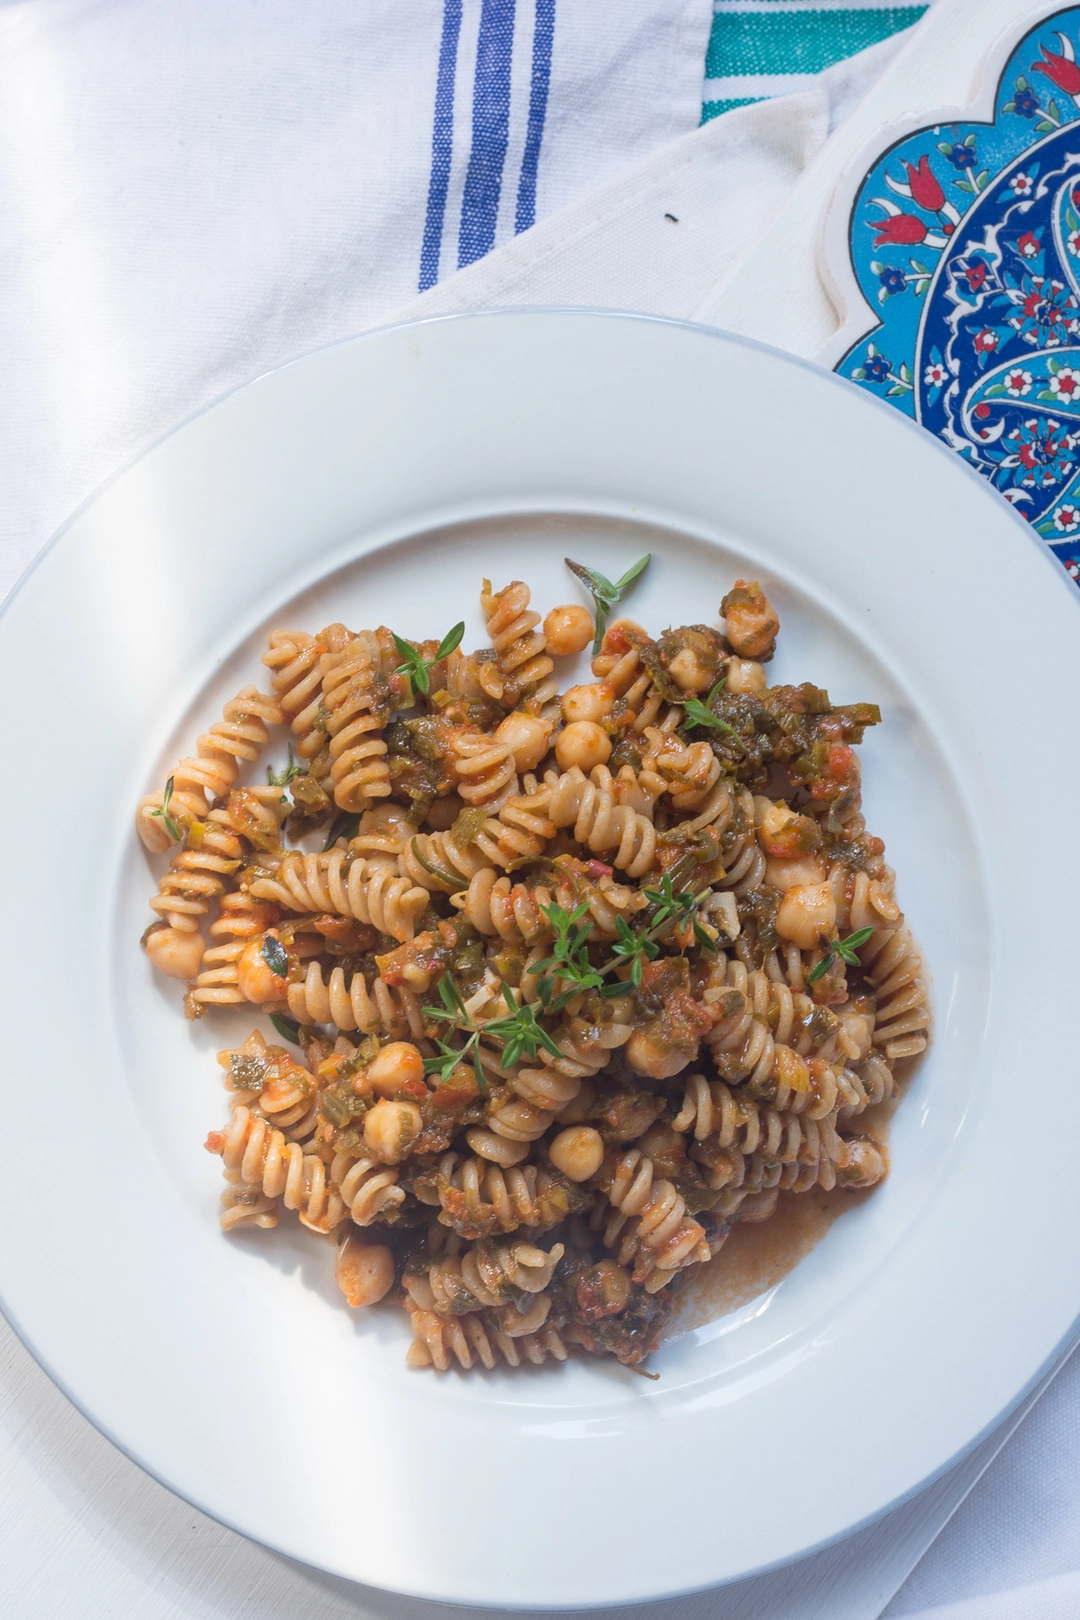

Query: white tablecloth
3;2;1078;1616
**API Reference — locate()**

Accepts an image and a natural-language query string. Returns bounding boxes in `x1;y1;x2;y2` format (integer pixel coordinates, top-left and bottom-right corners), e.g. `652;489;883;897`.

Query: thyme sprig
805;926;874;985
392;623;466;697
422;975;486;1090
484;984;565;1069
267;744;304;800
150;776;183;842
679;676;741;744
565;554;651;653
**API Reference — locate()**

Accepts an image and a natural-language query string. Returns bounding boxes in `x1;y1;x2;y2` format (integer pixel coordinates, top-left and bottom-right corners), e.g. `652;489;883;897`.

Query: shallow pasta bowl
0;310;1077;1608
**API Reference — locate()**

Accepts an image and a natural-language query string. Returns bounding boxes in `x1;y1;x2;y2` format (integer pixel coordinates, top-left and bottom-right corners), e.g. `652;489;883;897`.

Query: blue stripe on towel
458;0;517;268
515;0;555;234
419;0;464;291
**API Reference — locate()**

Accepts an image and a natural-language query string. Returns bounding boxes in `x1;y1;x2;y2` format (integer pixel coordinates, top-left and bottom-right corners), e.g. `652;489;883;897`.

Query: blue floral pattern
837;7;1080;587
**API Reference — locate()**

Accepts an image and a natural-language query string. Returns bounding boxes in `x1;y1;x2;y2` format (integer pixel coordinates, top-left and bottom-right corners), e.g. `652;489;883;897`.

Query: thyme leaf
565;554;651;653
266;745;304;797
805;926;875;985
149;776;183;842
393;623;466;697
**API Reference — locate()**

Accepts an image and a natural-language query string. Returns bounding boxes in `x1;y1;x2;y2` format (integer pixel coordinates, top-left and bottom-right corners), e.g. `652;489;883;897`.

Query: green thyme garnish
269;1013;302;1046
483;984;565;1069
565;554;651;653
267;745;304;801
392;623;466;697
323;811;361;851
680;676;741;743
149;776;182;842
805;926;874;985
422;975;487;1090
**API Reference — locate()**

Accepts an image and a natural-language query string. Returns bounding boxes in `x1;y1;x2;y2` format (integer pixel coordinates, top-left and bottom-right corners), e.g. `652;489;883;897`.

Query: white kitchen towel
0;0;712;589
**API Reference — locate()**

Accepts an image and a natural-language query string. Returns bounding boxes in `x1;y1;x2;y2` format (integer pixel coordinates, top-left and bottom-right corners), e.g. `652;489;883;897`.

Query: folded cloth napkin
0;0;712;589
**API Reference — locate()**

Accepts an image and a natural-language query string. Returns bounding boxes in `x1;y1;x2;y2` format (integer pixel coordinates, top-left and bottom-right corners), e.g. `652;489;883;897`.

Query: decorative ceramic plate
0;312;1077;1607
820;2;1080;587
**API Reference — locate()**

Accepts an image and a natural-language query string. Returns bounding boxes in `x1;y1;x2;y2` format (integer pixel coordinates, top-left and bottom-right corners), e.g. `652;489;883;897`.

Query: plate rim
2;306;1078;1606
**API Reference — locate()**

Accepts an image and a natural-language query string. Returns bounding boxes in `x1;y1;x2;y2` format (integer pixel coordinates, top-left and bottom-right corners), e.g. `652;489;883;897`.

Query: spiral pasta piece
595;1150;710;1291
591;621;664;732
642;728;722;810
432;1153;569;1239
850;872;929;1060
191;893;282;1009
454;869;554;943
210;1105;347;1234
320;637;393;811
250;850;428;942
136;685;284;849
330;1149;406;1226
451;731;518;811
690;1079;886;1218
480;579;555;704
403;1297;567;1371
286;962;426;1038
544;765;657;878
261;625;350;769
399;828;494;893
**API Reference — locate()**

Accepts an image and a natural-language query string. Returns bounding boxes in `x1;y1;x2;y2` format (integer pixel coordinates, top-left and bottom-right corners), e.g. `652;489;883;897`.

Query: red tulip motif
902;155;945;213
1033;33;1080;96
869;213;928;248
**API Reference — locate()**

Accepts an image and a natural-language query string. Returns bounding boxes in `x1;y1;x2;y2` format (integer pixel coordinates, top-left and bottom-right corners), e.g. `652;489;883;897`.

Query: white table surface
3;3;1077;1616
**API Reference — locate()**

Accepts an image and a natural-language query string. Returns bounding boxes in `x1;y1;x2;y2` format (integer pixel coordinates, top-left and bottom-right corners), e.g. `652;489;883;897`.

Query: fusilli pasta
137;567;927;1372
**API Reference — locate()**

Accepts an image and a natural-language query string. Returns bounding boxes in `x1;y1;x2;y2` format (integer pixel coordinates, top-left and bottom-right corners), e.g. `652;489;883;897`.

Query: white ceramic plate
1;311;1078;1608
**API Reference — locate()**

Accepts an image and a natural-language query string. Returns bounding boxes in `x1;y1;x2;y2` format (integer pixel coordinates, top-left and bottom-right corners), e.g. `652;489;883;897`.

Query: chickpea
758;802;798;843
543;603;594;657
721;580;780;659
144;925;206;981
626;1029;696;1079
576;1259;631;1319
494;711;552;772
335;1236;395;1307
548;1125;604;1182
495;1292;552;1338
363;1098;422;1163
837;1137;886;1189
635;1122;686;1177
560;681;615;725
368;1041;426;1098
236;931;289;1003
775;883;837;951
726;656;767;695
465;1126;530;1166
555;720;611;772
666;646;713;695
766;855;826;893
